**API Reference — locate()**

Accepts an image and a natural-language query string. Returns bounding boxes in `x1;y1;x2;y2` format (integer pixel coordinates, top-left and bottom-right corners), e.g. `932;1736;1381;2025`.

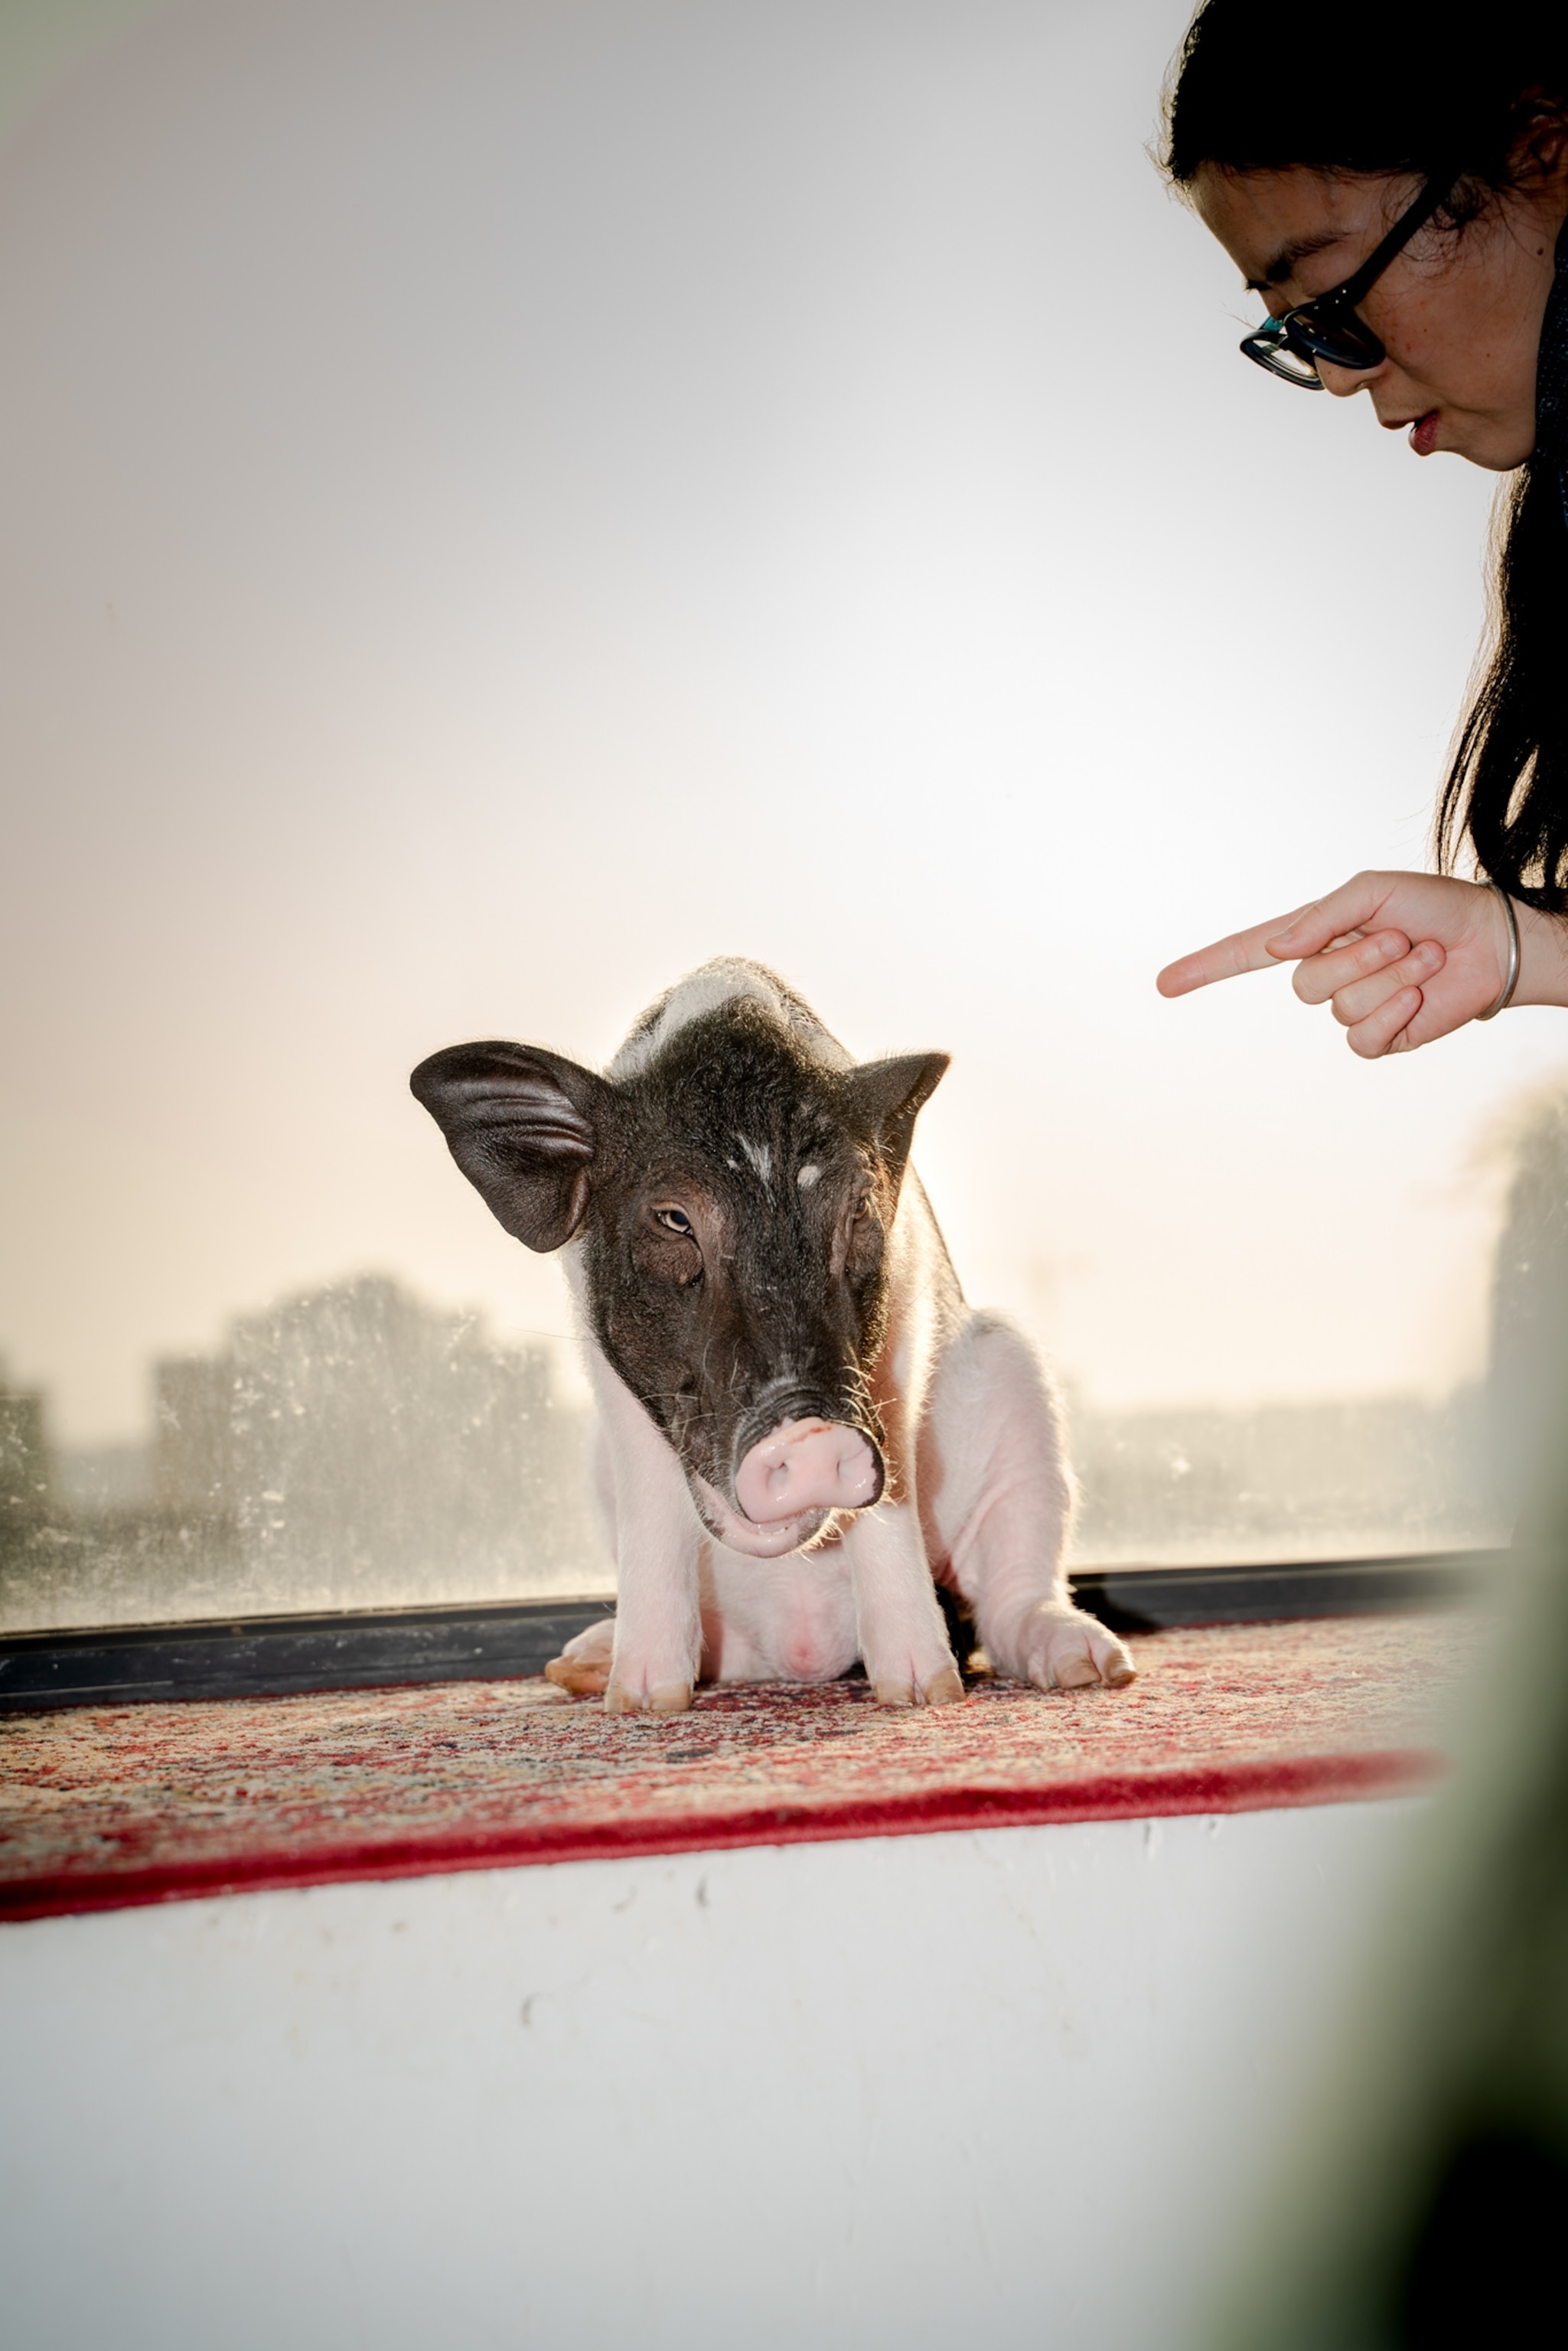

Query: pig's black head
410;1000;947;1557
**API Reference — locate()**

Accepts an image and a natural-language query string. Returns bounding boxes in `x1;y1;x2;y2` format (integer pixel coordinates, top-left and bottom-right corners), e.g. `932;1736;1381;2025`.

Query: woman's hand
1156;872;1538;1056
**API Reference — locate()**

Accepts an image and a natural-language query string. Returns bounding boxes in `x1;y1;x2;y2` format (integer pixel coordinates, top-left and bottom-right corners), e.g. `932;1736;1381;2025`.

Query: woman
1156;1;1568;1057
1155;25;1568;2341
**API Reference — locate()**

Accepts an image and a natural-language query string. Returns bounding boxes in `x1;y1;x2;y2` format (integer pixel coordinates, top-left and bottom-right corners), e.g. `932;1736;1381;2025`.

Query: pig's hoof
1015;1606;1136;1694
546;1618;614;1696
1054;1653;1099;1689
872;1664;965;1708
545;1656;610;1694
605;1678;693;1717
872;1679;918;1707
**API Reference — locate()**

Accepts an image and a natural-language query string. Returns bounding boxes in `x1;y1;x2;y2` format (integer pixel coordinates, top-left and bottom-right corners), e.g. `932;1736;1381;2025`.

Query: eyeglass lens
1242;307;1387;386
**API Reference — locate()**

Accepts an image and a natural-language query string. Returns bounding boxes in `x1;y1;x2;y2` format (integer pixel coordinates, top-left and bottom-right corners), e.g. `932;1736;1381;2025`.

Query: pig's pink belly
699;1541;859;1684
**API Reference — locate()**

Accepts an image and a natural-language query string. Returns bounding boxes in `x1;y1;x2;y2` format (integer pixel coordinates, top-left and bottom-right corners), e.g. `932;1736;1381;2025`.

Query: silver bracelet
1475;882;1521;1021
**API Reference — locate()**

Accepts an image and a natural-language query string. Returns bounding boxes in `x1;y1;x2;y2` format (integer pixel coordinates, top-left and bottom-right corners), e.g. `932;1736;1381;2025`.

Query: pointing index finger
1156;904;1316;999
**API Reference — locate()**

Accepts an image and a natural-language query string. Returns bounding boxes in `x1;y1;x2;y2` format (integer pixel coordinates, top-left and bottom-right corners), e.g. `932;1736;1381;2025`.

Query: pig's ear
410;1041;613;1253
847;1052;950;1186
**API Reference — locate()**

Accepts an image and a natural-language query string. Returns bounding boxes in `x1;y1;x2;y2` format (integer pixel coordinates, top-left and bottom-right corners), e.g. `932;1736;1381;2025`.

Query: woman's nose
1316;355;1383;399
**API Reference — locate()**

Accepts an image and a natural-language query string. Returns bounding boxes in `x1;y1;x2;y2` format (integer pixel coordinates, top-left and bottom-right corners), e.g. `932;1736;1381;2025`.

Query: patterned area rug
0;1615;1469;1922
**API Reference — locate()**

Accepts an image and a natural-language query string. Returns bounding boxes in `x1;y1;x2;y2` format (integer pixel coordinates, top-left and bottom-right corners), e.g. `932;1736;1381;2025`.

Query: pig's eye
654;1206;694;1236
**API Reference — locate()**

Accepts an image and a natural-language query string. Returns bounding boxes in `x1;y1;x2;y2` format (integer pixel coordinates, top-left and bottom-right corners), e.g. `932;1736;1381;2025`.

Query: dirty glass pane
2;0;1561;1633
1;1283;604;1632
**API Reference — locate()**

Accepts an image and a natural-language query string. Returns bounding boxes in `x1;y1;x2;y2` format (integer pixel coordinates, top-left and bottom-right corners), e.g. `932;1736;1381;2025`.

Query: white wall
0;1802;1415;2351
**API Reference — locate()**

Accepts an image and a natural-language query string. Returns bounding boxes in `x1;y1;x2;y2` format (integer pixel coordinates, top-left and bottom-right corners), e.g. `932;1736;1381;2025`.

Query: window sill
0;1550;1495;1713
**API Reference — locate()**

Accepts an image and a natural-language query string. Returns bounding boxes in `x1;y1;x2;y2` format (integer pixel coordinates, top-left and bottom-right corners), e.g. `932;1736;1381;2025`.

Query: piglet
412;960;1133;1714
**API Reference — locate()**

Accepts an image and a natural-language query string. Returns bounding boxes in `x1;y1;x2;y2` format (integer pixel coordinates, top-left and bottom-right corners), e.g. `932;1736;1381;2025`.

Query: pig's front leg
924;1312;1134;1693
841;1503;964;1707
589;1352;704;1717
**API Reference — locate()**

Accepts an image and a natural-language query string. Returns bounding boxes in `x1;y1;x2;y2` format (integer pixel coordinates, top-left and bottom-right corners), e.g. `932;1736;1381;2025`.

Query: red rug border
0;1745;1442;1925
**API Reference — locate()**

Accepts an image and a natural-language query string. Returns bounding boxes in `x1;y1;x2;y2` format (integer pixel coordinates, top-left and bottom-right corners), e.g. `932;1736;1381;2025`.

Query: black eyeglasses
1240;174;1456;387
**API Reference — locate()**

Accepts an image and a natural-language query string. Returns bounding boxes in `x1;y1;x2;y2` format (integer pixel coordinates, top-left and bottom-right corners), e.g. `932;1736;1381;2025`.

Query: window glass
3;0;1561;1633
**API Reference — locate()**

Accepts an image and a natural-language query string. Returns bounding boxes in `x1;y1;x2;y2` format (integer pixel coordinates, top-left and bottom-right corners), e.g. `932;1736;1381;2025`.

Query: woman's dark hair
1163;1;1568;911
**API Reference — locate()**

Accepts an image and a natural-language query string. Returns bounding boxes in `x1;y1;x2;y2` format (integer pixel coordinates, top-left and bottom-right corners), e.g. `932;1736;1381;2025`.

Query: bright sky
4;0;1566;1444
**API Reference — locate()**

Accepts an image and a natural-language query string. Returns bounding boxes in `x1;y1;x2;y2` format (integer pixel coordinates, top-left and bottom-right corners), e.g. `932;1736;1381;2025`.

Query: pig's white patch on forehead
738;1135;772;1185
607;956;856;1080
797;1163;822;1189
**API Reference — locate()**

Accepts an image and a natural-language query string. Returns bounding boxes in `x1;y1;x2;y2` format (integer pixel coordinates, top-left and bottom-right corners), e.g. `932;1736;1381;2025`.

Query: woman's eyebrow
1244;229;1348;293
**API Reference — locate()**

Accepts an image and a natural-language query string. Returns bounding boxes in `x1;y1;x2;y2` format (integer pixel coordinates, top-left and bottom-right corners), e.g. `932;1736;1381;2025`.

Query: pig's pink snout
735;1418;882;1524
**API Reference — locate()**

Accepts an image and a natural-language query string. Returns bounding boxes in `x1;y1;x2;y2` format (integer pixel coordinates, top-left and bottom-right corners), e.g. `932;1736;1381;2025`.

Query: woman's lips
1409;409;1440;456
